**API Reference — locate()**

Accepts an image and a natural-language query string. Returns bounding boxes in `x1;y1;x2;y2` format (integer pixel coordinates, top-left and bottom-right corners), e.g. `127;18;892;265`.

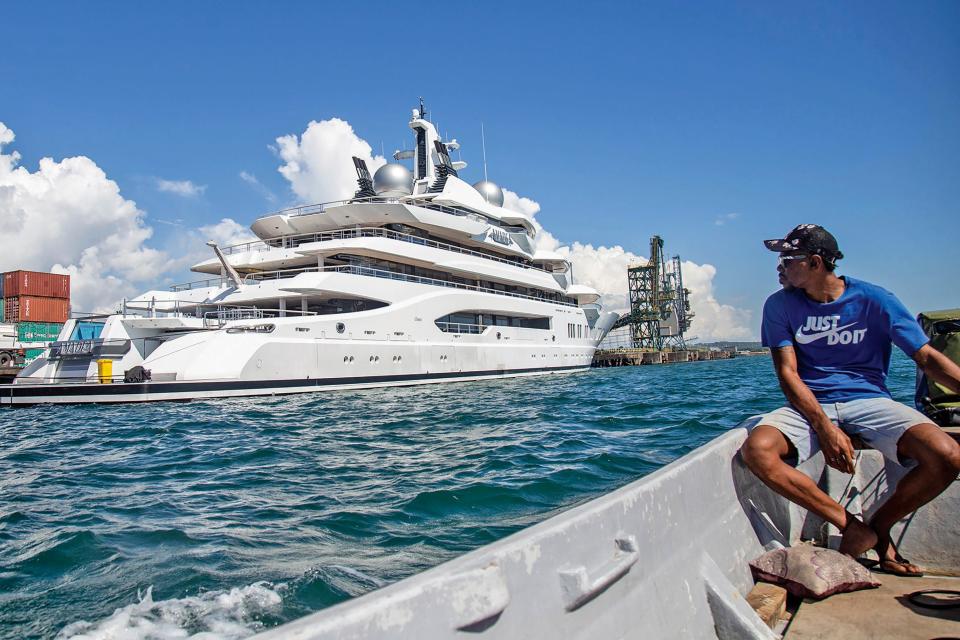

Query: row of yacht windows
389;201;529;236
567;323;587;339
278;224;533;267
266;224;568;274
383;224;532;266
328;254;577;306
192;297;387;319
436;312;551;332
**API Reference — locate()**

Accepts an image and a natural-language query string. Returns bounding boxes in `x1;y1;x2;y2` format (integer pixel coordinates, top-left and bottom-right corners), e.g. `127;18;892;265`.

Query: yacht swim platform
250;421;960;639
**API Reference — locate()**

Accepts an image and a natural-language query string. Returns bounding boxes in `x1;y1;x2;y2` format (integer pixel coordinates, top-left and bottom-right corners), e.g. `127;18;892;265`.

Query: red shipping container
3;270;70;299
3;296;70;323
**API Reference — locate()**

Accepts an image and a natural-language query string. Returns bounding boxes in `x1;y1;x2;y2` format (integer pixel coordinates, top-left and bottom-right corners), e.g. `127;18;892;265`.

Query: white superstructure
3;103;618;405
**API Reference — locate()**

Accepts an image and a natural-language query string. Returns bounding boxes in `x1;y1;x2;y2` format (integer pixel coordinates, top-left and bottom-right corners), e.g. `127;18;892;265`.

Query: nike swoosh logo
795;322;857;344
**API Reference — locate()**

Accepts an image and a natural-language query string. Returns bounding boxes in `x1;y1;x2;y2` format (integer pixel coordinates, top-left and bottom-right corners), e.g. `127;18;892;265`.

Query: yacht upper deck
215;227;552;272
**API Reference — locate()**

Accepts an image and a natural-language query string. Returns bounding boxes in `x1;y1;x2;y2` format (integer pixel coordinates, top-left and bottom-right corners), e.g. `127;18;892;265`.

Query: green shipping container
0;299;4;322
17;321;64;342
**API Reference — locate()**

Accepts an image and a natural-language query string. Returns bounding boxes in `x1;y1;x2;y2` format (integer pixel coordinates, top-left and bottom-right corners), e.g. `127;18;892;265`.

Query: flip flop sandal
875;556;925;578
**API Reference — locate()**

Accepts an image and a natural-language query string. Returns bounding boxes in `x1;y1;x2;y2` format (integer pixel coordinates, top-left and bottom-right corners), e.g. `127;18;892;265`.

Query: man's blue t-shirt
761;276;928;403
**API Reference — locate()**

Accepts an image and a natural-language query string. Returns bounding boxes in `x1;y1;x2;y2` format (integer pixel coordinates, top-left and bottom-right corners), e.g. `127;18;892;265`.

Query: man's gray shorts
756;397;931;466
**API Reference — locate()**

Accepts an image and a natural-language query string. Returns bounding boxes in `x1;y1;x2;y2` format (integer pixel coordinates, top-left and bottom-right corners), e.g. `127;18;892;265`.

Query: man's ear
809;254;823;271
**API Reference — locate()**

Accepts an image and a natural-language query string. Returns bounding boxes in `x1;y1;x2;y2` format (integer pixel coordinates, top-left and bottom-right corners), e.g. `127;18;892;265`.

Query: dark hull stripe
1;365;587;405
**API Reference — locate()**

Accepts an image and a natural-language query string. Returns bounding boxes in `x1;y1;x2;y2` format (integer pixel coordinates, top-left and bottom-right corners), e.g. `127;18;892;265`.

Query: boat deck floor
786;573;960;639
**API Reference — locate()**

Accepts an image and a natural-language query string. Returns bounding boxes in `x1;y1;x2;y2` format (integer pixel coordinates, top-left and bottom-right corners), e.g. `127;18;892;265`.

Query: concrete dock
592;348;737;367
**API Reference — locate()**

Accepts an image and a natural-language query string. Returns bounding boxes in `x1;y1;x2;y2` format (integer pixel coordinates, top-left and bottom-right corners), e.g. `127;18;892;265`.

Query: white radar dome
472;180;504;207
373;163;413;196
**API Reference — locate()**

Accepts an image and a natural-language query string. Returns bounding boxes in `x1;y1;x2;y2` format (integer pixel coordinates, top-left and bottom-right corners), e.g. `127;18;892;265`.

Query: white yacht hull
5;284;617;406
1;365;589;406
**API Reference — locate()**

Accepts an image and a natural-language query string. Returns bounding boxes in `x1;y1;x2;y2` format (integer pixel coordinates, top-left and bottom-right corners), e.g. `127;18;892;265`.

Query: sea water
0;353;920;639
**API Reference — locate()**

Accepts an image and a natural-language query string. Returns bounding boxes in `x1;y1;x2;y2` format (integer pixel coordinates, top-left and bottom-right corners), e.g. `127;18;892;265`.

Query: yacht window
307;298;389;316
435;312;550;333
70;321;104;341
226;323;275;334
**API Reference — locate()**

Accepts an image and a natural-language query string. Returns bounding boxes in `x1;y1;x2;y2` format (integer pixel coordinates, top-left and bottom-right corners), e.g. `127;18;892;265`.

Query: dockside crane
610;235;694;350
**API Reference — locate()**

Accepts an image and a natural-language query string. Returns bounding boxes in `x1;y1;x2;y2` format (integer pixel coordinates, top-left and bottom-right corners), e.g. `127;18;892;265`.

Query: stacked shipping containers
1;271;70;364
3;271;70;321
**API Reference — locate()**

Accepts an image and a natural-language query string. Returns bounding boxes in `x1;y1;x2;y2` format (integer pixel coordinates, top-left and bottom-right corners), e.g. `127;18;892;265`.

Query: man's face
777;251;811;290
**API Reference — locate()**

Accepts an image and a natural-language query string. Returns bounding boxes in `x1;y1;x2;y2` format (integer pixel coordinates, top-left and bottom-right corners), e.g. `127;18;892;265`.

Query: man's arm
913;344;960;395
771;346;856;473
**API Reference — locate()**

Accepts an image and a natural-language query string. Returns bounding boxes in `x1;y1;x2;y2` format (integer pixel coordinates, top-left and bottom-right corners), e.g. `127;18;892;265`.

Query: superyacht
3;103;618;405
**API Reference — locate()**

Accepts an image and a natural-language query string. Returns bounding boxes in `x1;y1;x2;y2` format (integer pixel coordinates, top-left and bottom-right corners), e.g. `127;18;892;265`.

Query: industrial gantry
611;235;694;350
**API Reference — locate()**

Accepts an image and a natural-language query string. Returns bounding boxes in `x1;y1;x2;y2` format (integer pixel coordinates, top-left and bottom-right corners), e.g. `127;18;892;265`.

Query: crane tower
622;236;694;350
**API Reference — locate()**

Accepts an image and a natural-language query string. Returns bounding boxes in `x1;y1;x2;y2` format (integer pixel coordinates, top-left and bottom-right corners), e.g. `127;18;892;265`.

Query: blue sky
2;1;957;337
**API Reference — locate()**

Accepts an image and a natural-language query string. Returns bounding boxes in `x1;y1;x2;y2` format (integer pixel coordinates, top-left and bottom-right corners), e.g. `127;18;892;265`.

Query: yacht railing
242;267;327;284
249;195;482;226
271;195;518;227
172;257;576;304
170;276;230;291
218;227;551;274
220;239;274;255
435;322;488;334
239;265;578;307
202;307;264;328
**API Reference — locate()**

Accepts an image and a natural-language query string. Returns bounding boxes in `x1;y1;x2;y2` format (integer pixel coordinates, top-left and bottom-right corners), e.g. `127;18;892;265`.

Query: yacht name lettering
489;228;510;245
61;340;95;355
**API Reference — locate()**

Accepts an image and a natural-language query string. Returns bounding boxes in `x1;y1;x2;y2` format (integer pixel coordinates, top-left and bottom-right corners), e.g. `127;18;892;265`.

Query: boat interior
251;419;960;639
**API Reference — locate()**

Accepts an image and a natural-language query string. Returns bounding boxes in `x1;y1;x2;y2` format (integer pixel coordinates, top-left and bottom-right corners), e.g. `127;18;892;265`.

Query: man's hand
771;347;857;474
816;422;856;474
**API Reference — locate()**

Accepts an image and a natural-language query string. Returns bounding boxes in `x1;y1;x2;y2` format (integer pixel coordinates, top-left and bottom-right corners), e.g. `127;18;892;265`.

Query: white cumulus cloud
0;122;176;313
0;123;14;147
156;178;206;197
198;217;258;248
239;171;278;203
275;118;386;204
714;212;739;226
680;261;754;341
502;187;753;341
502;187;542;219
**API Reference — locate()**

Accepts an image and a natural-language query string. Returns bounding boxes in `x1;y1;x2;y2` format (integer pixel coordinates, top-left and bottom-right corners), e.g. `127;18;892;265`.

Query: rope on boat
906;589;960;609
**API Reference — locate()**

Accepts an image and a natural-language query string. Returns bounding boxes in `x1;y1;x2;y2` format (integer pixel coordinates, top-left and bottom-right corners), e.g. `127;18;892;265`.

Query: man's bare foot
837;513;878;558
874;536;924;577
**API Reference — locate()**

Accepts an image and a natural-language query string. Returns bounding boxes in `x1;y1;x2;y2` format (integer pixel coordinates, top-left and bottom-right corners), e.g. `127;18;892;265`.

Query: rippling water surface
0;353;919;639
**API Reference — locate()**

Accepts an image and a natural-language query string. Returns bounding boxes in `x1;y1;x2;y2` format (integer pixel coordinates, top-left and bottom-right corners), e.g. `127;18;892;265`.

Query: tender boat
250;419;960;639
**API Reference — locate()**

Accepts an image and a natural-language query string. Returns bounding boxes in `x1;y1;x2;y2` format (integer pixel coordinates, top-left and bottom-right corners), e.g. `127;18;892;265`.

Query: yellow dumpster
96;359;113;384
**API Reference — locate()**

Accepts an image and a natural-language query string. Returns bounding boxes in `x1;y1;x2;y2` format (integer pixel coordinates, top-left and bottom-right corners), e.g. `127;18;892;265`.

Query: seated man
741;224;960;576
